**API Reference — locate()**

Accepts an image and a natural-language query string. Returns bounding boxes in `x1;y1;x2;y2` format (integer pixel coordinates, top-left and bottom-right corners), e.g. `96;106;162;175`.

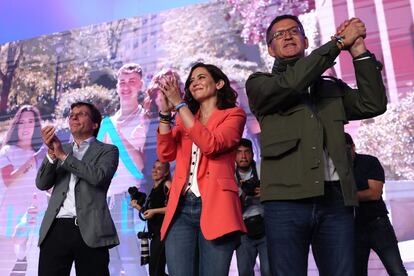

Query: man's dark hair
70;102;102;137
344;132;354;146
239;138;253;151
266;14;305;45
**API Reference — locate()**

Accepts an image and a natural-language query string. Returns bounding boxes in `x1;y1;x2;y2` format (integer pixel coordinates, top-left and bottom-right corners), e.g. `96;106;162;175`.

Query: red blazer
157;107;247;240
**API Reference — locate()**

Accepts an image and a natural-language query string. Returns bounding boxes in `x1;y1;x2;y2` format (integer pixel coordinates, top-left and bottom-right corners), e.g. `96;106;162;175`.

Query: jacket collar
272;57;300;74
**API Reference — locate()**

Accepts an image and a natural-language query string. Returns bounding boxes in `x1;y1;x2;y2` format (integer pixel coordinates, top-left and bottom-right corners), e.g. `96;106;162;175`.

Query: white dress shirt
46;137;96;218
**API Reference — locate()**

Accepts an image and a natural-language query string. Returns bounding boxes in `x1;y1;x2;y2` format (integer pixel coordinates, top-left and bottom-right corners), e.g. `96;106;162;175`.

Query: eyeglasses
268;26;303;43
68;111;90;120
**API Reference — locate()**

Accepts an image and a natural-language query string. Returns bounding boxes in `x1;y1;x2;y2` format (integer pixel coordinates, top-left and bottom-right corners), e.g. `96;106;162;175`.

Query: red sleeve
187;107;246;157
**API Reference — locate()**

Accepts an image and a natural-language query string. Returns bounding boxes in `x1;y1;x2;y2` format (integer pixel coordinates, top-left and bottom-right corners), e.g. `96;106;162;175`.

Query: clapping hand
158;74;183;108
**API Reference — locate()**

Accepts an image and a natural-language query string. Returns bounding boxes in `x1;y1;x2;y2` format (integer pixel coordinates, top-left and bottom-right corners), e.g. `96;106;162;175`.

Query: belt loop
74;217;78;226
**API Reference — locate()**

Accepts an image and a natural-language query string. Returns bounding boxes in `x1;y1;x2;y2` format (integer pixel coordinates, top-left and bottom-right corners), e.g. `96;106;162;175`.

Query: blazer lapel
81;140;101;164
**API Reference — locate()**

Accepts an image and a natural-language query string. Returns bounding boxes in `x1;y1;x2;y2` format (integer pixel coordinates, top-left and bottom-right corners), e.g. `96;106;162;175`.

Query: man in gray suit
36;102;119;276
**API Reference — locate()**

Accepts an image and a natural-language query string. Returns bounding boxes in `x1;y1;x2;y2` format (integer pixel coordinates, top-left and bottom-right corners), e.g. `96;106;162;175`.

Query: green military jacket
246;40;387;206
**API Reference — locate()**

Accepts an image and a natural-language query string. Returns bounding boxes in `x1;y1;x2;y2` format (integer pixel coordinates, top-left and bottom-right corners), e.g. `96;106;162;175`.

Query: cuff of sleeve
353;51;372;61
46;154;56;164
60;154;68;165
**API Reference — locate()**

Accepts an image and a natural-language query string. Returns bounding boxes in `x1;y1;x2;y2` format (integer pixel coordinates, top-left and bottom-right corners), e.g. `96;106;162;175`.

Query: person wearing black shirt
131;160;171;276
345;133;407;276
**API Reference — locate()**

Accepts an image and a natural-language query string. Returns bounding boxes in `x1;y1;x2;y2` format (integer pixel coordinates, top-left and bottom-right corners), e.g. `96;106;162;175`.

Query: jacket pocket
261;138;300;158
218;178;239;192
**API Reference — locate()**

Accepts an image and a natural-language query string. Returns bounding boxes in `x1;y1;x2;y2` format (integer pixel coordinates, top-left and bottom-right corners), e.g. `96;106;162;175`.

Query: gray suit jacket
36;139;120;248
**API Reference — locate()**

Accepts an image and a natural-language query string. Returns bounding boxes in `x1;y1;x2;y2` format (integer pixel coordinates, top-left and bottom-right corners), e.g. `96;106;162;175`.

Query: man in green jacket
246;15;387;276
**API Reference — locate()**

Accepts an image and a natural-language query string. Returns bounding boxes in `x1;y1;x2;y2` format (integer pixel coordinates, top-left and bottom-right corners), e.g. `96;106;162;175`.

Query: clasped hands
335;17;367;57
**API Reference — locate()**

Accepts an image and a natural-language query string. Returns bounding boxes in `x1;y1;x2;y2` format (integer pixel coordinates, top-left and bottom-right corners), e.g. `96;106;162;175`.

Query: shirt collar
72;136;96;148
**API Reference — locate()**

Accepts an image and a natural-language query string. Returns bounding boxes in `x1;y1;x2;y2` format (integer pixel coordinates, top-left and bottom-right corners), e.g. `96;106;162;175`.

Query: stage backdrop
0;0;413;275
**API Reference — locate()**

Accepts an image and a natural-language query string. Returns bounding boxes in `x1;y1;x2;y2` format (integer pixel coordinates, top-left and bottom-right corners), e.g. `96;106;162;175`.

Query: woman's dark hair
184;63;238;114
70;102;102;137
2;105;43;151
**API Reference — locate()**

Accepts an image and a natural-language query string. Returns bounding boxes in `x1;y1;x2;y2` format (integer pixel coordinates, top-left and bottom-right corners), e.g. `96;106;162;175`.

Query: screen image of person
131;159;171;276
156;62;247;276
99;63;149;275
0;105;47;275
103;63;147;197
35;102;119;276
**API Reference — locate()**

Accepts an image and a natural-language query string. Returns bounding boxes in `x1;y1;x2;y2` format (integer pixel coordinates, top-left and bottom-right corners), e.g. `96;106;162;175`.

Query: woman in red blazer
156;63;246;276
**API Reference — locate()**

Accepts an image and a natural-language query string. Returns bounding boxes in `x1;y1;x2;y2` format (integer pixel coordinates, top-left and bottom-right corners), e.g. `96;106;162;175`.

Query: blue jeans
355;216;407;276
236;234;271;276
165;192;239;276
264;182;355;276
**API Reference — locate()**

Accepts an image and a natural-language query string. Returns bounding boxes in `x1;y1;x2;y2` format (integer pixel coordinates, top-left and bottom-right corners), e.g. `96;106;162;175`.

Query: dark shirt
147;180;168;235
353;153;388;224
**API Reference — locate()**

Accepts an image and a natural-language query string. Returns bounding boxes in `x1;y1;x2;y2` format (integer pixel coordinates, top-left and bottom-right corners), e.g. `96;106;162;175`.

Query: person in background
235;138;270;276
156;62;246;275
131;159;171;276
345;133;407;276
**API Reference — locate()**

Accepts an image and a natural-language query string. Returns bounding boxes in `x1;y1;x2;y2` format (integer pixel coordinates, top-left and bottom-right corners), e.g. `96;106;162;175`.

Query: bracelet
159;111;172;120
175;102;188;111
159;118;171;124
331;35;345;50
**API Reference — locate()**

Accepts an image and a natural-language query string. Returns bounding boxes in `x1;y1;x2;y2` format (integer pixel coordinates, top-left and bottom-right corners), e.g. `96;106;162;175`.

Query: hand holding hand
336;18;366;49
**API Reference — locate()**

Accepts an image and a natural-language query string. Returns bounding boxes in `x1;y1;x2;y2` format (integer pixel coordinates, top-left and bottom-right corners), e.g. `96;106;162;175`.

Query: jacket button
315;181;320;184
312;147;316;150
